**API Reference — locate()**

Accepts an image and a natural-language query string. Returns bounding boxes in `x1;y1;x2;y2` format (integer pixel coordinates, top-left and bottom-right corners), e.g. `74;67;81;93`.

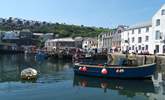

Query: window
155;45;159;53
125;40;128;43
142;47;144;50
135;47;138;51
162;9;165;15
48;42;50;46
132;29;134;34
138;37;142;43
138;45;141;50
156;19;160;26
145;36;149;42
53;42;56;46
138;29;141;34
86;41;88;44
163;45;165;53
132;37;135;43
132;45;134;50
126;46;129;50
118;30;122;33
155;31;161;40
128;38;130;43
146;27;149;32
145;45;148;50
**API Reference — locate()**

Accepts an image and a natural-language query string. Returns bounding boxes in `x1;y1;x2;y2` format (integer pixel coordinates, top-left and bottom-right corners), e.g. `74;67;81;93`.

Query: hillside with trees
0;17;110;37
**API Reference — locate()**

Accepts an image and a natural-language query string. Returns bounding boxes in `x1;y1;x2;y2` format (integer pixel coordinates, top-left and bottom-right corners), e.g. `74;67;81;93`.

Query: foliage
0;17;110;37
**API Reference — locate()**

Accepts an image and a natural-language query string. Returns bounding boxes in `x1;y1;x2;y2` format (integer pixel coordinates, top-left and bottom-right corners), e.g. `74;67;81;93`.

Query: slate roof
128;21;152;30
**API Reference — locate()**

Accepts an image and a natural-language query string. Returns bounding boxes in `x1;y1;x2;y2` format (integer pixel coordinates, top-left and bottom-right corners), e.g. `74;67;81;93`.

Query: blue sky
0;0;164;28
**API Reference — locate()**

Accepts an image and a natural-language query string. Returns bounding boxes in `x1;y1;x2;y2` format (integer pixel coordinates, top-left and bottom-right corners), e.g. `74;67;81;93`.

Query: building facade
45;38;75;52
98;26;126;52
121;21;152;54
111;26;126;52
98;32;112;50
121;4;165;54
74;37;83;48
82;38;98;50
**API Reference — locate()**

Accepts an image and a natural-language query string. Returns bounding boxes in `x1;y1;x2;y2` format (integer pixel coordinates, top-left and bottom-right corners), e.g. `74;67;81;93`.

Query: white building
82;38;97;50
45;38;75;52
98;26;126;52
121;21;152;54
98;32;112;50
121;4;165;54
2;31;19;40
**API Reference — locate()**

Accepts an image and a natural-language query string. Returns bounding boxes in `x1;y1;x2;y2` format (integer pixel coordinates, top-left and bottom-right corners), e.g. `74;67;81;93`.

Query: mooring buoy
21;68;38;80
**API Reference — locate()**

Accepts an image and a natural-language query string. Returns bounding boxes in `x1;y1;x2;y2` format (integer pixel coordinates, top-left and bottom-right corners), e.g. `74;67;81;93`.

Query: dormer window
132;29;134;34
138;29;141;34
118;30;121;33
161;9;165;15
146;27;149;32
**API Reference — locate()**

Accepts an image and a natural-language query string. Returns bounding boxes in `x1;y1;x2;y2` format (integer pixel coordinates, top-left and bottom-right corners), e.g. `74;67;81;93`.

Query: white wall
121;26;153;54
152;4;165;54
121;4;165;54
121;31;129;51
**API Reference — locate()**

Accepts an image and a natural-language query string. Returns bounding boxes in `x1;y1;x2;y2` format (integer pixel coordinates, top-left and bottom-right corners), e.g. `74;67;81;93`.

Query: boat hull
74;63;156;79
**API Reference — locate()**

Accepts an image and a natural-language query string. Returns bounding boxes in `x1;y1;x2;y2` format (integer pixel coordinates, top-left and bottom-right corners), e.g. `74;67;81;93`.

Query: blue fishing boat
74;63;156;78
74;54;156;79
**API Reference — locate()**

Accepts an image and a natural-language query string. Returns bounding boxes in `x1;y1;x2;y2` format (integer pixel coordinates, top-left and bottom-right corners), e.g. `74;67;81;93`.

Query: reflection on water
0;54;165;100
73;75;155;98
0;54;73;83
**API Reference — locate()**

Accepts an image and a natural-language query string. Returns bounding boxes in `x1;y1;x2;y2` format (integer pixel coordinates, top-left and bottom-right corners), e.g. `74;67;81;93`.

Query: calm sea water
0;54;164;100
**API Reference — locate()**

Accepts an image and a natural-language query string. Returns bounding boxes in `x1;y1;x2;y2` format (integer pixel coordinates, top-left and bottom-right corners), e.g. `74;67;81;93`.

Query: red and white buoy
120;69;124;72
116;69;124;73
83;66;87;72
79;67;83;71
98;64;103;66
116;69;119;73
101;68;108;75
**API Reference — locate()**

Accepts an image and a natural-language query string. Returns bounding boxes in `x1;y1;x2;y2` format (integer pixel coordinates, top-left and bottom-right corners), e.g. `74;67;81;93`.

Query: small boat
74;54;156;79
74;63;156;79
21;68;38;80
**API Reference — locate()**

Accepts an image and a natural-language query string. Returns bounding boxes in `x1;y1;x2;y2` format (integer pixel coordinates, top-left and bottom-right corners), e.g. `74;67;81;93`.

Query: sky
0;0;164;28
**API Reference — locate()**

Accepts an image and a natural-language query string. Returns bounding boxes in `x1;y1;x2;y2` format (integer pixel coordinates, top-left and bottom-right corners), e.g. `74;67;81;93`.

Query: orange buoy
101;68;108;75
83;66;87;72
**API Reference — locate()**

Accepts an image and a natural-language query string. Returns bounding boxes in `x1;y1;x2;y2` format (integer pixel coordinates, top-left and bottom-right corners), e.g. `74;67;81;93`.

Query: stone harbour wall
109;53;165;66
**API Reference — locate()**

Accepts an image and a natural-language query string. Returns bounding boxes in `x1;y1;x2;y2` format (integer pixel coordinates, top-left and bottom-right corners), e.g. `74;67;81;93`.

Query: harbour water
0;54;165;100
